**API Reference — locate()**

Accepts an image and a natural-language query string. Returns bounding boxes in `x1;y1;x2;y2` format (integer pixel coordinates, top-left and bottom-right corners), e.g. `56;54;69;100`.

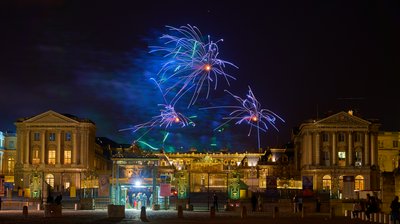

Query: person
55;194;62;205
391;196;400;224
315;197;321;212
352;201;362;218
213;193;218;212
257;194;263;211
251;193;257;212
292;195;298;213
298;197;303;212
365;194;378;220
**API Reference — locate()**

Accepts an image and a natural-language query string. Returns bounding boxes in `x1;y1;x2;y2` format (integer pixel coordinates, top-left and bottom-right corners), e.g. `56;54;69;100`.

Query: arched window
45;174;55;188
355;175;364;190
322;175;331;190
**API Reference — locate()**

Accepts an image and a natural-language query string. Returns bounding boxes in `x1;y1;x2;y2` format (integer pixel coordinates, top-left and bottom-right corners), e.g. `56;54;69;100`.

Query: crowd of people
125;192;153;209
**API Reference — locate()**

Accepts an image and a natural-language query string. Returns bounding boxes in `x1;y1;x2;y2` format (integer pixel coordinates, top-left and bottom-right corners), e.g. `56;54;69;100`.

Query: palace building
12;110;109;201
293;111;381;199
2;109;400;210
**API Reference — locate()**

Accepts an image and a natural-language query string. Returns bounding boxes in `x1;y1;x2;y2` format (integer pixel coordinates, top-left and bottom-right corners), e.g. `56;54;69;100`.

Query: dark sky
0;0;399;152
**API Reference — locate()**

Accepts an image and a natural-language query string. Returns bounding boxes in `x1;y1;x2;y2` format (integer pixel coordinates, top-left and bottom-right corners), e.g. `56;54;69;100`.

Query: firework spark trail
201;86;284;149
150;24;238;107
119;78;195;142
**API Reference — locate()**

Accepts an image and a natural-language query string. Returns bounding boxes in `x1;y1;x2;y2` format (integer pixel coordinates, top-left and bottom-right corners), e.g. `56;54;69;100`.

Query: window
64;150;71;164
7;157;15;173
8;141;14;148
34;132;40;141
322;133;329;142
393;140;399;148
338;133;345;142
48;150;56;164
49;133;56;141
355;175;364;190
355;151;362;167
322;175;331;190
354;132;362;142
45;174;55;188
65;132;71;141
338;151;346;166
32;149;40;164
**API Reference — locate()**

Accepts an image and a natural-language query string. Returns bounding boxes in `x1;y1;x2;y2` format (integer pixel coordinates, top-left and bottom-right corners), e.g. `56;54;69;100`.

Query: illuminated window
49;133;56;141
45;174;54;188
34;132;40;141
322;175;331;190
338;151;346;166
64;150;71;164
339;176;343;191
65;182;70;189
7;157;15;173
32;149;40;164
48;150;56;164
355;175;364;190
355;150;362;167
65;132;71;141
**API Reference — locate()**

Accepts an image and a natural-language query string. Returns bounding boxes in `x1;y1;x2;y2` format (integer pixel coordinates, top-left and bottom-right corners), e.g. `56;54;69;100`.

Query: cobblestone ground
0;208;374;224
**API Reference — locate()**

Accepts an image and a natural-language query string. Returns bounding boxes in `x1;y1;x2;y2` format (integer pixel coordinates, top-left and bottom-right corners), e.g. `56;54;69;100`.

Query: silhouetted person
55;194;62;205
251;193;257;212
47;195;54;204
213;193;218;211
391;196;400;224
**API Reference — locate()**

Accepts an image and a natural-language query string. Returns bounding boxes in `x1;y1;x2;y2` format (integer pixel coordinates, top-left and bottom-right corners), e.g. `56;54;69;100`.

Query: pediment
316;111;370;127
23;110;79;124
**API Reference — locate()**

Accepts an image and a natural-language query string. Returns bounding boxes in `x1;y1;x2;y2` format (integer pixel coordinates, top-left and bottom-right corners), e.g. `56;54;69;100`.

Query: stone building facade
13;110;108;199
293;111;381;199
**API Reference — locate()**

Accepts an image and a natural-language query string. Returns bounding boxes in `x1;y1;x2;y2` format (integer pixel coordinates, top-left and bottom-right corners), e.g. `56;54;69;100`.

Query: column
348;132;353;166
315;132;320;165
56;131;61;164
371;133;376;166
24;130;30;164
72;131;77;165
0;151;3;173
80;130;86;166
302;134;307;166
41;130;46;164
308;132;313;165
364;133;370;166
17;130;23;164
332;132;336;165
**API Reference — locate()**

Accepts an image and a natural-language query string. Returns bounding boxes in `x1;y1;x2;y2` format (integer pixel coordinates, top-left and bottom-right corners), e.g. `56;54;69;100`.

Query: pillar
332;133;336;165
315;132;320;165
364;133;369;166
308;133;313;165
348;132;353;166
41;130;46;164
371;133;376;166
72;131;77;165
24;130;30;164
56;131;61;165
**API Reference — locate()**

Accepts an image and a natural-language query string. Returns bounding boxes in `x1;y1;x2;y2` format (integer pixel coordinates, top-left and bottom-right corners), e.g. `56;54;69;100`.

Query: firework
120;78;195;141
150;24;238;107
201;86;284;149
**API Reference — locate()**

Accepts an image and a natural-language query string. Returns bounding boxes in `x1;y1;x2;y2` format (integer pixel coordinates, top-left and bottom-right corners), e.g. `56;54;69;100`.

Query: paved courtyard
0;208;374;224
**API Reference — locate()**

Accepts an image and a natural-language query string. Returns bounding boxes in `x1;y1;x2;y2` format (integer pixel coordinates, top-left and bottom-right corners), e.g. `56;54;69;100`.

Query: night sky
0;1;399;152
